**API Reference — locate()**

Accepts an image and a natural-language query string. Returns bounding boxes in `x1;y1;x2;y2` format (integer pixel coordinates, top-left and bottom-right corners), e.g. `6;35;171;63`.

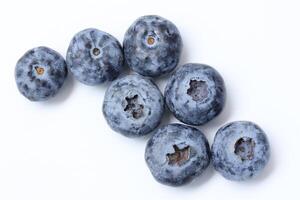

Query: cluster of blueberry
15;15;270;186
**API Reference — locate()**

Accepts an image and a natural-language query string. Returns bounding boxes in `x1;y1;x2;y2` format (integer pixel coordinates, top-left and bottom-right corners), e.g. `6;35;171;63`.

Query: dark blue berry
145;123;210;186
102;75;164;137
212;121;270;181
66;28;124;85
124;15;182;77
164;63;226;125
15;46;67;101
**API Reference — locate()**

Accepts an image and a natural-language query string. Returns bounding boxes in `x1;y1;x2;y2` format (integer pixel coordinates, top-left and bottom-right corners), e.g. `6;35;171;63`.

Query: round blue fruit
102;75;164;137
123;15;182;77
145;123;210;186
164;63;226;125
15;46;68;101
212;121;270;181
66;28;124;85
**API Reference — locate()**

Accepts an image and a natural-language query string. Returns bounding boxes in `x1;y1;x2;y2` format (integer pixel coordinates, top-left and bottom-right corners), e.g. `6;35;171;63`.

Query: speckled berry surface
102;74;164;137
15;46;68;101
212;121;270;181
123;15;182;77
164;63;226;125
145;123;210;186
66;28;124;85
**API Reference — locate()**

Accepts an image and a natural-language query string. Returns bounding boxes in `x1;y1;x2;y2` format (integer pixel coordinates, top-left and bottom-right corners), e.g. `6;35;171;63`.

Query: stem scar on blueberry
92;47;100;56
167;145;190;166
147;36;155;45
35;66;45;75
124;94;144;119
187;79;208;101
234;137;256;161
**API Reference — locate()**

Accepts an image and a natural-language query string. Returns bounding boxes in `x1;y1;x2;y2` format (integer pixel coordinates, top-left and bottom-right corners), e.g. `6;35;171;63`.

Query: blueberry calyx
234;137;256;161
186;79;208;102
124;94;144;119
166;144;190;166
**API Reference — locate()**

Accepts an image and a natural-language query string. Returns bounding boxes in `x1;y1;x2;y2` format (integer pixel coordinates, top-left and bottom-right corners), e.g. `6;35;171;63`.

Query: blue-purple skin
145;123;210;186
212;121;270;181
123;15;182;77
15;46;67;101
102;75;164;137
164;63;226;126
66;28;124;85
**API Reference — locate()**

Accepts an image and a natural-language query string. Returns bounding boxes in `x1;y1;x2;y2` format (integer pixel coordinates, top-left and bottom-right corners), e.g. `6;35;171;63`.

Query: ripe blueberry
102;75;164;137
124;15;182;77
145;123;210;186
165;63;226;125
66;28;124;85
15;46;67;101
211;121;270;181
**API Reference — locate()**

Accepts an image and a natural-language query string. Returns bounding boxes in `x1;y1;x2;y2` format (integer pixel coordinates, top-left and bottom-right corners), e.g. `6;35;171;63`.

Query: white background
0;0;299;199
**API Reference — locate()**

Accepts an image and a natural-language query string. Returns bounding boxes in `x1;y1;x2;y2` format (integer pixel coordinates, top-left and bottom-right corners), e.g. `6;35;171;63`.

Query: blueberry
211;121;270;181
164;63;226;125
102;74;164;137
145;123;210;186
15;46;67;101
66;28;124;85
123;15;182;77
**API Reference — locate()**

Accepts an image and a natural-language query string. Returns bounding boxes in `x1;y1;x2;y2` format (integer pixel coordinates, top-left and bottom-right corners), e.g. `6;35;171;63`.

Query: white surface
0;0;299;199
